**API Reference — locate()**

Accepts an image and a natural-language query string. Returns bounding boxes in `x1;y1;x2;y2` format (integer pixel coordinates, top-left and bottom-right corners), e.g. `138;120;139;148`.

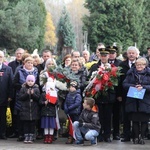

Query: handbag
6;102;12;127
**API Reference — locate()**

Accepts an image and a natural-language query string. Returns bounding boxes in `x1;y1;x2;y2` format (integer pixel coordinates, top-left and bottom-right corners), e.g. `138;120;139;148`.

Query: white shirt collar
129;60;135;68
0;63;2;70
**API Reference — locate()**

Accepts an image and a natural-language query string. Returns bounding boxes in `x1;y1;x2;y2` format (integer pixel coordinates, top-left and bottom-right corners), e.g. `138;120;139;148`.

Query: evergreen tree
57;6;76;54
83;0;148;52
141;1;150;53
0;0;46;52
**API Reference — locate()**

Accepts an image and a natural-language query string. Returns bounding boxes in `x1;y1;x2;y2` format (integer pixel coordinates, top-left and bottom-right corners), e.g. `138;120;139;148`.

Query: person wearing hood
19;75;40;143
64;81;82;144
123;57;150;145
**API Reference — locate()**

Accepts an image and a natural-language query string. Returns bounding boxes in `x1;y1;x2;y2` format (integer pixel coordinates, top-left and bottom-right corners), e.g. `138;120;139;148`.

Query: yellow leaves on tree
44;12;57;46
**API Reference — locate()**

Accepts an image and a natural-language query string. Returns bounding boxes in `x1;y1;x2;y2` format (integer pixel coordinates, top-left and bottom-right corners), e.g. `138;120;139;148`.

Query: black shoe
17;136;24;141
9;133;18;138
139;138;145;145
133;138;139;144
121;138;130;142
0;135;7;140
98;136;104;142
113;135;120;140
104;138;111;143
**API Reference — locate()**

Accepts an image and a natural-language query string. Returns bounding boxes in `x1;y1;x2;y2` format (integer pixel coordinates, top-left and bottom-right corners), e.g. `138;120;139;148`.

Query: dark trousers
13;110;24;137
98;103;113;139
23;120;36;134
112;100;121;136
0;106;7;137
122;101;131;139
133;121;147;139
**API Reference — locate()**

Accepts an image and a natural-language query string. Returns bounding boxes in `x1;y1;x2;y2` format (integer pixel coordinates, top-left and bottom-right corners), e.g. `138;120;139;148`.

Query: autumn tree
83;0;148;52
44;12;57;49
57;6;76;54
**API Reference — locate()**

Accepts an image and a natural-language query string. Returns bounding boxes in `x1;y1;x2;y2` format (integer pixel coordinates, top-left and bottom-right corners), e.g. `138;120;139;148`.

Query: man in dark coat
118;46;139;142
8;48;24;74
0;51;13;139
107;46;122;140
36;49;52;74
8;48;24;138
88;48;116;142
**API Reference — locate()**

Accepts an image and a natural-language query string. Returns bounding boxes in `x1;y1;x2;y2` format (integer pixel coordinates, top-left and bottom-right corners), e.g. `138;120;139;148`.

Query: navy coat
0;64;13;106
64;89;82;115
123;67;150;114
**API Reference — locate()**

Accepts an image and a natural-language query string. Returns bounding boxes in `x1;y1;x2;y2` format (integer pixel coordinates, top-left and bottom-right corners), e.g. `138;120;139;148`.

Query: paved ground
0;138;149;150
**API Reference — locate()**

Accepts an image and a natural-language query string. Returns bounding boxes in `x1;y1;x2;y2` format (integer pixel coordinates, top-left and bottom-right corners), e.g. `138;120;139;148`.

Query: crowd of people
0;44;149;146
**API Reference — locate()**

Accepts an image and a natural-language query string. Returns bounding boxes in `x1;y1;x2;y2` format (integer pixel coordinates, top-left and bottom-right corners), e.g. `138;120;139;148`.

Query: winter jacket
19;83;40;120
13;67;39;111
8;59;22;74
39;93;57;117
123;67;150;114
0;64;13;106
79;109;100;133
64;89;82;115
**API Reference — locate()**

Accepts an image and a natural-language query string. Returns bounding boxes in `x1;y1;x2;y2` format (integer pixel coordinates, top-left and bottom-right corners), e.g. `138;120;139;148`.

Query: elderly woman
70;59;88;94
123;57;150;145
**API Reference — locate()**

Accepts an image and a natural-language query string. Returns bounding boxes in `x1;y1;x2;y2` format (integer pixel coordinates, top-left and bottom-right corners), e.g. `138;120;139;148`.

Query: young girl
39;80;58;144
19;75;40;144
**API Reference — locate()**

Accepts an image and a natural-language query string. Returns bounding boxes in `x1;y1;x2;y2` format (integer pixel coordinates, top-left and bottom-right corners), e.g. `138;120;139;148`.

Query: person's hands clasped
135;84;143;91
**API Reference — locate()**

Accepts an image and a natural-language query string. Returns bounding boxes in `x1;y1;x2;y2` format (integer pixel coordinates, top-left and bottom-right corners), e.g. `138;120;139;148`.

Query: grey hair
15;48;24;53
135;57;149;66
44;58;57;70
127;46;140;55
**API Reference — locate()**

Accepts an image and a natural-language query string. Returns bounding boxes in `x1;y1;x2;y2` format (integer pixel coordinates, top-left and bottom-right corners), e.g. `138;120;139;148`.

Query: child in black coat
19;75;40;143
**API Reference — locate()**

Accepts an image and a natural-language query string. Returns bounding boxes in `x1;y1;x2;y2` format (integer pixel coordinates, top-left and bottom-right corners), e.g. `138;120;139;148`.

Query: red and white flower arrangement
84;63;122;98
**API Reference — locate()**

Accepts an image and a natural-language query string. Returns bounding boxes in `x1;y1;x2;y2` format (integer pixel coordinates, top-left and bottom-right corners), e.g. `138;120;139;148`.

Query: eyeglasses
135;64;146;66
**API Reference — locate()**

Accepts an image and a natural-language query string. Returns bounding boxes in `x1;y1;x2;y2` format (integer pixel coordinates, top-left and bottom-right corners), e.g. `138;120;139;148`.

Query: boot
24;134;29;143
28;134;34;144
44;135;49;144
47;135;53;144
66;136;74;144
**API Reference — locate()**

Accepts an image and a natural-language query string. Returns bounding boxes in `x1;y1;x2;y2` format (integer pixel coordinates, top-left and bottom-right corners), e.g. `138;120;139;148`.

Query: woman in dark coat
19;75;40;143
123;57;150;145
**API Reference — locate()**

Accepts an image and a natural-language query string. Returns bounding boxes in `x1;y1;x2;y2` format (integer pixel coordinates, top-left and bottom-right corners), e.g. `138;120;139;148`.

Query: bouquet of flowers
84;63;122;98
40;65;80;100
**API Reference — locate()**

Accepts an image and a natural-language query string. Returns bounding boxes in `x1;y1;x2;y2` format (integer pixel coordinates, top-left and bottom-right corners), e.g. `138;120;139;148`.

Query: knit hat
26;75;35;83
70;81;78;89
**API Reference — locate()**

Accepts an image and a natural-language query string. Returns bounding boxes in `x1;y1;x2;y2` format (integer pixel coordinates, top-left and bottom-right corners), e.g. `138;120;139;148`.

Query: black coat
118;59;135;98
0;64;13;106
19;84;40;120
8;59;22;74
123;67;150;114
39;93;57;117
79;109;100;133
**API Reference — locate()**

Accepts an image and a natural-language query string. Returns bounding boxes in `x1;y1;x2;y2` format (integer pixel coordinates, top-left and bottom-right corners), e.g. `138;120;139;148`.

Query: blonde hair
24;56;34;63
